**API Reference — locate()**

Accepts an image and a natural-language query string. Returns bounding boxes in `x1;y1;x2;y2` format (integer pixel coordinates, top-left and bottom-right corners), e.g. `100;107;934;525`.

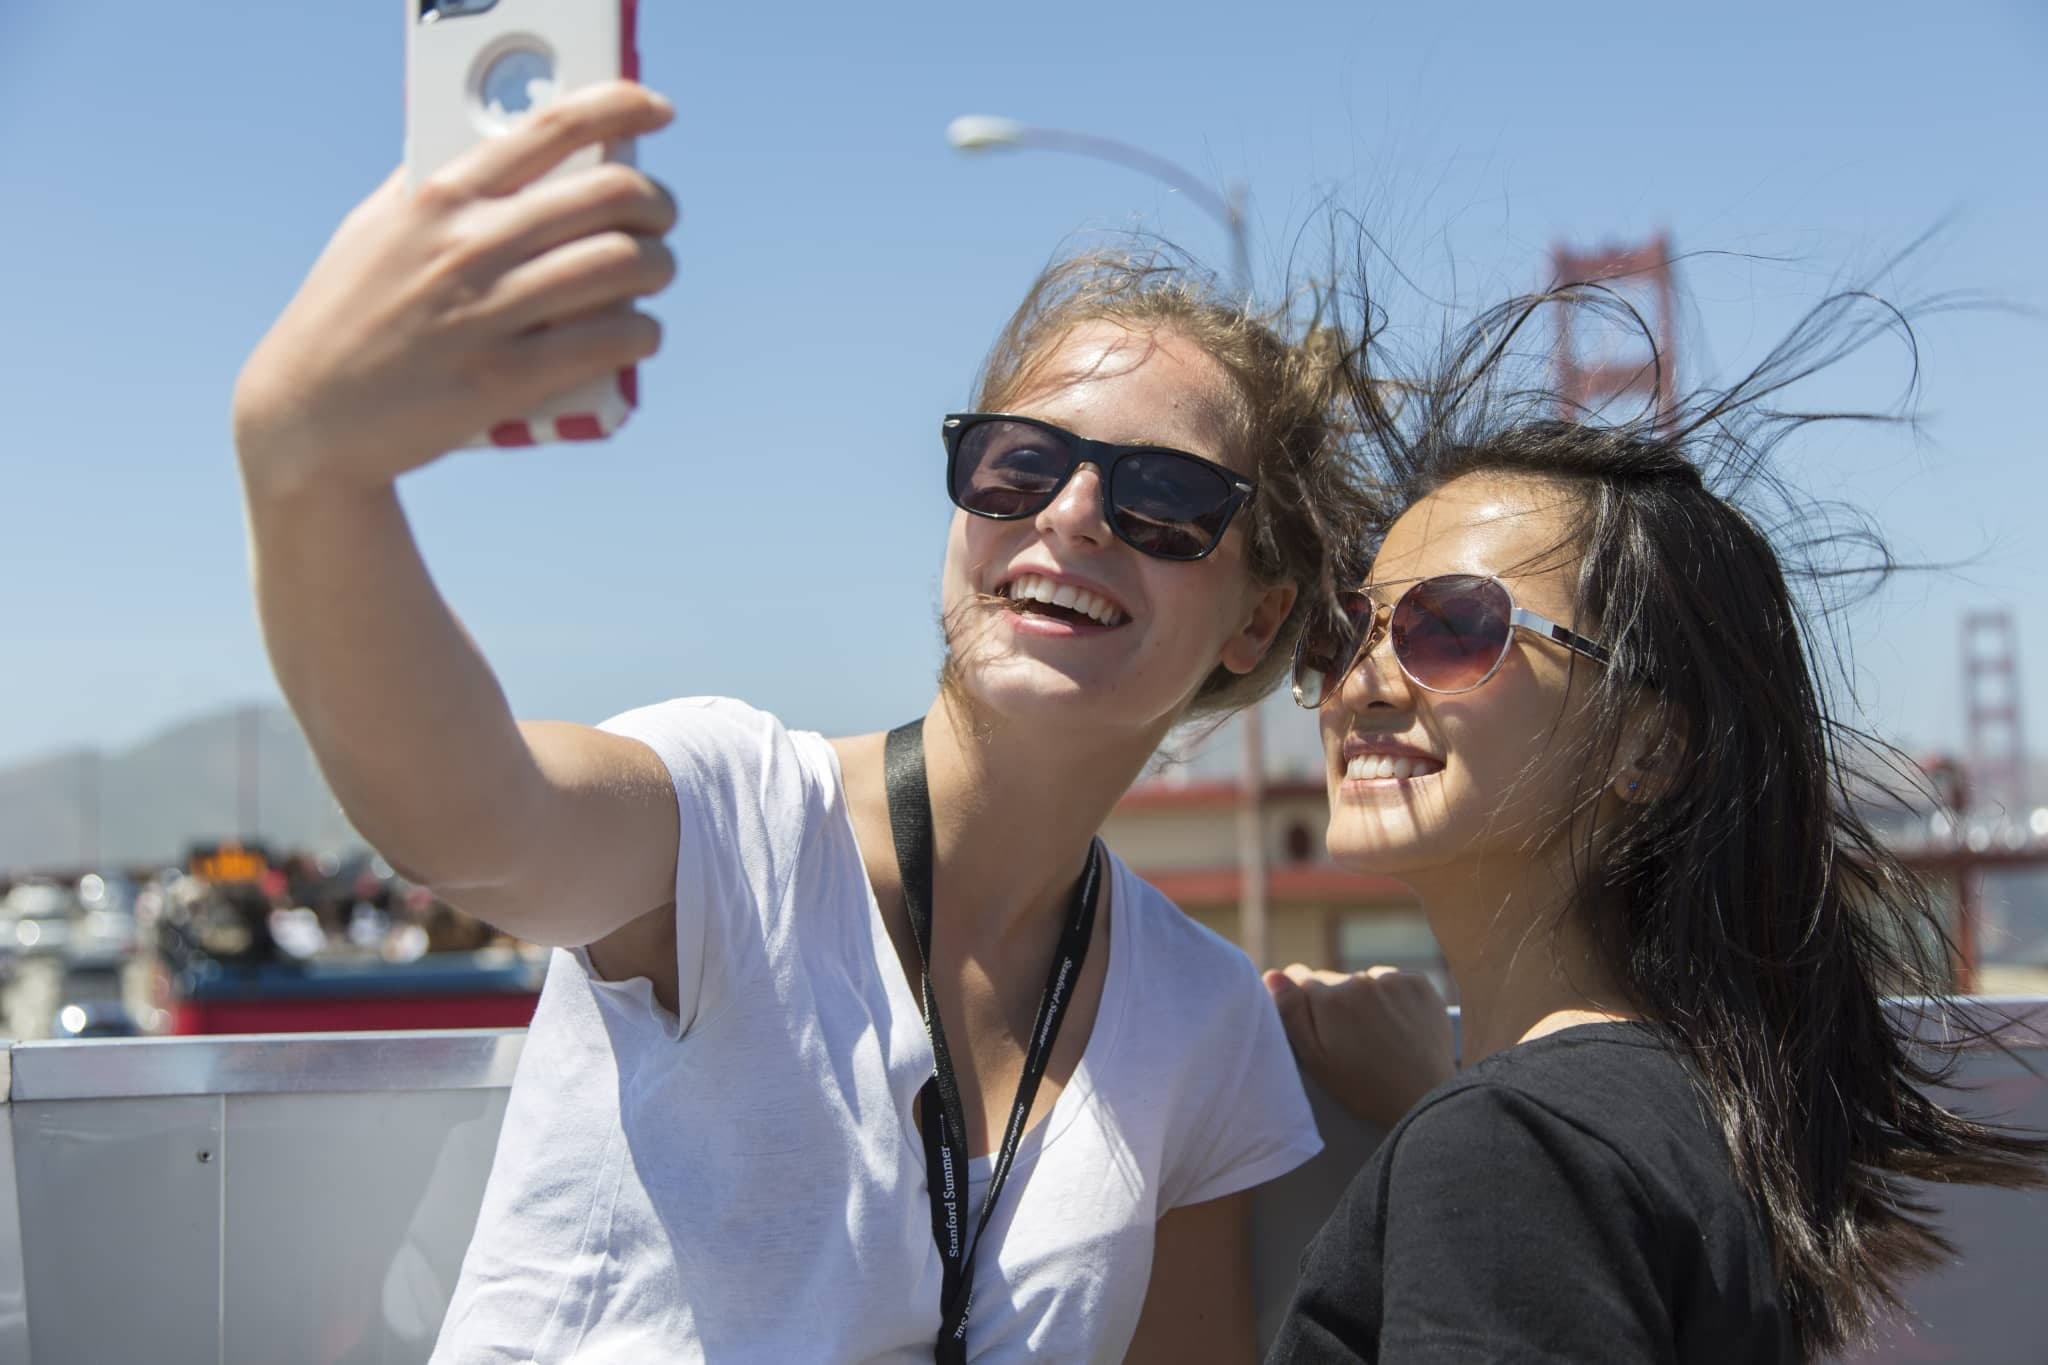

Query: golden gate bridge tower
1963;609;2028;825
1952;609;2031;986
1550;232;1679;426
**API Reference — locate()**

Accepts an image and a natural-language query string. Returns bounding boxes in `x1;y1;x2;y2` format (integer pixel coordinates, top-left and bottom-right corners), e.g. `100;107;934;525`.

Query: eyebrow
1356;562;1565;594
1006;412;1218;461
1115;432;1210;455
1353;573;1469;595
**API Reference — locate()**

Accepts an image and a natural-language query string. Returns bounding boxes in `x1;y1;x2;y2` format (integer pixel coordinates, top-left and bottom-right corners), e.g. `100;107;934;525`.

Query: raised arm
232;83;680;946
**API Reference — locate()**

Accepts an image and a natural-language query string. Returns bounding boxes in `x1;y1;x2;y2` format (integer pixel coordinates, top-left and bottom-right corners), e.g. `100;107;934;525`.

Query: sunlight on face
938;319;1289;734
1319;472;1609;882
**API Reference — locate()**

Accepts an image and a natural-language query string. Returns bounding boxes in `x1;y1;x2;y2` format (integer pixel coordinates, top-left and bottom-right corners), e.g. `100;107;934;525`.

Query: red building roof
1141;865;1413;908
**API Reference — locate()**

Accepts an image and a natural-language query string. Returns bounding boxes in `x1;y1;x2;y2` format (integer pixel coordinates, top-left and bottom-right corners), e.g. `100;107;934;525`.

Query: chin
945;648;1192;740
961;667;1088;718
1324;808;1460;878
946;646;1098;711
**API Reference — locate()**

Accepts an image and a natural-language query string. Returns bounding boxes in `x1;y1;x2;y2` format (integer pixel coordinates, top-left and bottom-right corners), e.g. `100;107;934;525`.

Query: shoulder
1367;1079;1658;1260
1487;1027;1718;1165
1109;858;1322;1204
1107;859;1296;1070
597;697;836;807
1393;1074;1627;1157
1385;1029;1704;1203
1109;856;1266;1005
598;695;787;755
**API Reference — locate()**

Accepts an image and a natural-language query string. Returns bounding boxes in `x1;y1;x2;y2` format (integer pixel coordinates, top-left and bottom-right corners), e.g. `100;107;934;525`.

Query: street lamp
944;116;1253;303
946;113;1272;969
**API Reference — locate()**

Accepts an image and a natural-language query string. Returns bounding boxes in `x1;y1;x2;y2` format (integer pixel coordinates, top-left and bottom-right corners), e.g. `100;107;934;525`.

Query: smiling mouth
1344;754;1444;782
996;573;1128;628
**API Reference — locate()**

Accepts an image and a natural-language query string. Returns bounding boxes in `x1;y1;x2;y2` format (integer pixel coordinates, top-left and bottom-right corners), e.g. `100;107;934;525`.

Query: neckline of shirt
809;727;1131;1178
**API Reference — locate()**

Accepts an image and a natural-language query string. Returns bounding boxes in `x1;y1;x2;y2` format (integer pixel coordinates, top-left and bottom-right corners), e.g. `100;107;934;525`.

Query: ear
1609;696;1687;804
1219;581;1299;676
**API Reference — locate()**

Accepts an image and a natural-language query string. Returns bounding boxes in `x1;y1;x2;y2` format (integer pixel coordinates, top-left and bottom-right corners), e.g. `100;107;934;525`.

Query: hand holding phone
234;44;673;499
408;0;647;446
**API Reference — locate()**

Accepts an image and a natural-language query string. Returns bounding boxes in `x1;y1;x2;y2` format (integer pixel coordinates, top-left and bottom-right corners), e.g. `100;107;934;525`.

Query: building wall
1103;783;1438;981
1099;791;1332;874
1184;905;1331;969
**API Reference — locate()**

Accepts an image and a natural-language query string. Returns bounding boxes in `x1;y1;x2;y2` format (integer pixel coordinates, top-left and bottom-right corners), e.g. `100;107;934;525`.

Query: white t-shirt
431;698;1321;1364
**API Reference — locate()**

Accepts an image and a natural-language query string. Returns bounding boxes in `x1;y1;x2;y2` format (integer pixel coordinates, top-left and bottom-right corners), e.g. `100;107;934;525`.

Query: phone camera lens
480;46;556;121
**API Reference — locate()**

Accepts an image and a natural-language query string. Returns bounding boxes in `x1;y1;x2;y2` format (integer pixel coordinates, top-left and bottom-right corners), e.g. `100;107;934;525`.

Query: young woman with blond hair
234;80;1373;1364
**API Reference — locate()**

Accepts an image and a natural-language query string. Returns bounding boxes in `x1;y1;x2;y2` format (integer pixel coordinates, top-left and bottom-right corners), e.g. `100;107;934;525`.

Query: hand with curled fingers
232;81;679;500
1264;964;1457;1130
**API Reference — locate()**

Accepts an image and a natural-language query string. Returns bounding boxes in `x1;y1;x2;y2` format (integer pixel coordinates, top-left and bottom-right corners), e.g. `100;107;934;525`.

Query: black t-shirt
1267;1023;1799;1364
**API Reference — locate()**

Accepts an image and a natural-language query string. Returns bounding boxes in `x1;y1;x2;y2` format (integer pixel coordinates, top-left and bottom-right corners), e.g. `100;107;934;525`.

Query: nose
1333;607;1410;714
1033;461;1114;549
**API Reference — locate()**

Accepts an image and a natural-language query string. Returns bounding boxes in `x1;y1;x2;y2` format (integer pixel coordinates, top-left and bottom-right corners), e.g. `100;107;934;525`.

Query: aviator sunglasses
1292;573;1613;707
943;413;1256;562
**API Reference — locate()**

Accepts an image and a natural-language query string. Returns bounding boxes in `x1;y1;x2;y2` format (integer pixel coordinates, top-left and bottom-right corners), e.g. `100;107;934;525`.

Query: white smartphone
405;0;643;447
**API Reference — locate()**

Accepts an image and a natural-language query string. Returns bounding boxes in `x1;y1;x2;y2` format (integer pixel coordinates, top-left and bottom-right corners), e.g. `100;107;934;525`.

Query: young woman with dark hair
231;82;1372;1362
1263;285;2048;1362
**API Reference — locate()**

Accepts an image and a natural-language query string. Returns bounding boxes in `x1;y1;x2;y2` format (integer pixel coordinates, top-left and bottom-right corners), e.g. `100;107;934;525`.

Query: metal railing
3;1001;2043;1364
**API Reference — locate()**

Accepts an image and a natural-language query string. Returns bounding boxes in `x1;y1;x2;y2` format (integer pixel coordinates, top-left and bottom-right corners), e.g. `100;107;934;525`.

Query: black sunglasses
943;413;1255;562
1292;573;1612;707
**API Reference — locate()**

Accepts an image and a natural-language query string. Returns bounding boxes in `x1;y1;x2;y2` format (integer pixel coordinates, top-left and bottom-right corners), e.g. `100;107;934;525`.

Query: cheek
1436;687;1588;829
1163;553;1257;639
1318;706;1347;759
941;512;993;599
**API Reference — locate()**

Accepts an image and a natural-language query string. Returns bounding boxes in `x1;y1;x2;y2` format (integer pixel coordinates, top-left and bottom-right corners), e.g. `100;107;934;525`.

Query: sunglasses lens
950;420;1073;518
1107;451;1237;560
1391;575;1513;692
1292;593;1374;707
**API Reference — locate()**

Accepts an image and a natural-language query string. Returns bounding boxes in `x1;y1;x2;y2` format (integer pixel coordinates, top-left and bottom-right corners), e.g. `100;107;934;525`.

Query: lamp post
945;118;1252;299
947;115;1271;969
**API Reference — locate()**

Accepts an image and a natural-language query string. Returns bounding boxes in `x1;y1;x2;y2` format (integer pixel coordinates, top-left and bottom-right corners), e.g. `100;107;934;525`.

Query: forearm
242;473;545;892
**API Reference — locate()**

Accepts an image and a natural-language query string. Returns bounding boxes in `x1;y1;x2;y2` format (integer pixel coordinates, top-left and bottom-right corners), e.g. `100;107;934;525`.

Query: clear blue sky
2;1;2044;774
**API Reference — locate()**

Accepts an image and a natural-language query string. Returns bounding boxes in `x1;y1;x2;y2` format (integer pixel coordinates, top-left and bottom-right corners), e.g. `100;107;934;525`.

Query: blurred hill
0;705;356;872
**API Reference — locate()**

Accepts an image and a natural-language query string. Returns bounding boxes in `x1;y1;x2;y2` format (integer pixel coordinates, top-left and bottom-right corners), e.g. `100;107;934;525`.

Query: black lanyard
884;720;1102;1365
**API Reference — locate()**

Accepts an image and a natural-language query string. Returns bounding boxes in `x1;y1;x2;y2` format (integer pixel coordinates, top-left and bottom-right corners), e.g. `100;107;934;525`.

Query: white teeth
1001;574;1126;626
1344;753;1440;782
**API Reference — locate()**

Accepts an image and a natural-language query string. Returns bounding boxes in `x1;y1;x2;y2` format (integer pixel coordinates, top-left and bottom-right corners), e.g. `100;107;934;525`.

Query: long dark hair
1340;272;2048;1356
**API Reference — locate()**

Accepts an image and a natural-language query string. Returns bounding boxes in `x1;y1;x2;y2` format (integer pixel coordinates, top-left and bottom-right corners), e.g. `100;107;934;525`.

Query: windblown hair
1340;273;2048;1357
972;247;1371;717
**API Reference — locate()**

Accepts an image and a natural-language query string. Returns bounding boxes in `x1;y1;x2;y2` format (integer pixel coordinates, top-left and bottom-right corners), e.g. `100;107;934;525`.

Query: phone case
405;0;643;447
